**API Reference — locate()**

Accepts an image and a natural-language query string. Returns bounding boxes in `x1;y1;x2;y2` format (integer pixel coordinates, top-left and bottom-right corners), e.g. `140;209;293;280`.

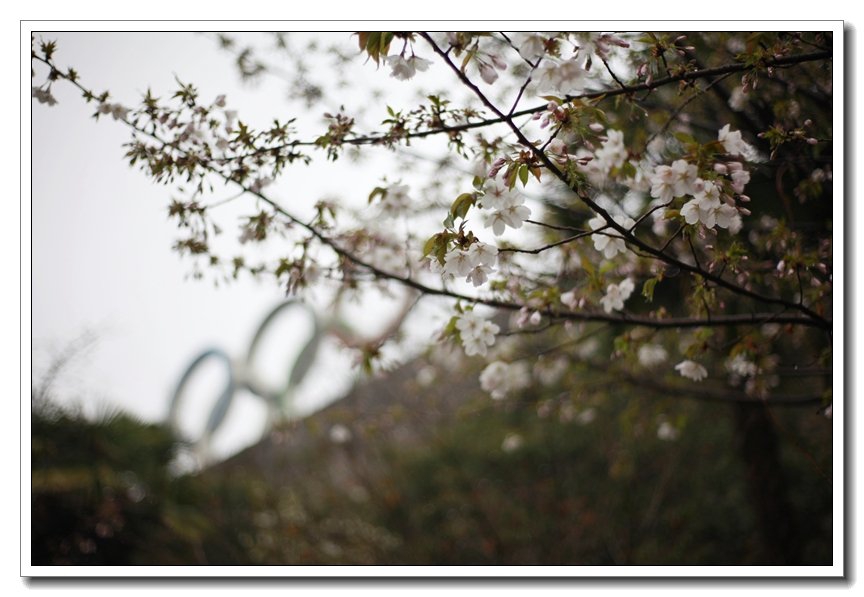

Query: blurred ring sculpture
167;300;323;463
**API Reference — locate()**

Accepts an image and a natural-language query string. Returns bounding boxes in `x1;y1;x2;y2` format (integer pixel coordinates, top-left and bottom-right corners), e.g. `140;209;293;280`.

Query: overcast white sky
29;32;462;460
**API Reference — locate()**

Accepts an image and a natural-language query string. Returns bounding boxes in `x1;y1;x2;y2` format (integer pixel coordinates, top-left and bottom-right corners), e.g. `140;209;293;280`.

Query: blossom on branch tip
385;55;432;81
32;86;57;106
675;360;708;381
718;124;754;158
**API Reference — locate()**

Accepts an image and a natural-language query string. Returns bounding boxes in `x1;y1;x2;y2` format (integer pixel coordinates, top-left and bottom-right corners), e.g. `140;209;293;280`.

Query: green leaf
518;164;529;187
674;131;697;145
642;277;659;302
450;192;475;219
368;186;387;204
422;234;440;258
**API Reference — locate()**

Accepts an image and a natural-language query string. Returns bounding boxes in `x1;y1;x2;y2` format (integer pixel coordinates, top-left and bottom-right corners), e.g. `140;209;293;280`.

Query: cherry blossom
385;54;432;81
588;214;633;259
726;354;759;377
455;311;500;357
675;360;708;382
442;242;497;286
479;360;531;399
599;278;635;313
638;344;668;367
594;129;628;172
718;124;754;158
534;59;584;93
481;193;531;236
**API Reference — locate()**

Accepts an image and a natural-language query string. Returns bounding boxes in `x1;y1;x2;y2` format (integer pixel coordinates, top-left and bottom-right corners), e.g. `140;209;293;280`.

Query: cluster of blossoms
726;353;759;378
599;278;635;313
31;86;57;106
455;311;500;357
385;54;432;81
648;126;754;233
534;58;585;93
592;129;629;174
479;360;531;400
96;101;130;121
477;183;531;236
441;241;498;287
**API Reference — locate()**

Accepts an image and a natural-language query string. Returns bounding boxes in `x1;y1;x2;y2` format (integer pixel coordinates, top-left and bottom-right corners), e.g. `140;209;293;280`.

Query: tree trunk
734;402;801;564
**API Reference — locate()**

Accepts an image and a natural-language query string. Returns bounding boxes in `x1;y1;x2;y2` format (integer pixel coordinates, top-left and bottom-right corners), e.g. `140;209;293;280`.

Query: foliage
30;351;832;565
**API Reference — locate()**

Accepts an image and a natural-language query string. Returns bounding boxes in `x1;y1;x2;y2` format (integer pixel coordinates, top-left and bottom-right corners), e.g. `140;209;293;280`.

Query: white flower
480;360;530;399
380;183;412;214
465;264;493;287
467;242;498;267
560;290;580;310
385;54;432;81
648;160;698;201
594;129;628;172
681;179;726;229
715;204;742;232
727;354;758;377
478;182;515;210
588;214;632;259
638;344;668;367
534;357;568;386
443;242;497;286
535;59;584;93
650;164;677;202
675;359;708;381
456;311;500;357
32;86;58;106
443;249;475;277
728;87;748;111
730;168;751;194
110;104;130;121
515;32;547;59
600;278;635;313
670;159;699;197
718;124;754;158
481;193;531;235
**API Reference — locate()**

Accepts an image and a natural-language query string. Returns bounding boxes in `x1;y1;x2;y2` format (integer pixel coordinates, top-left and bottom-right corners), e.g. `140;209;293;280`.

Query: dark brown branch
196;46;832;163
419;34;831;331
34;50;832;335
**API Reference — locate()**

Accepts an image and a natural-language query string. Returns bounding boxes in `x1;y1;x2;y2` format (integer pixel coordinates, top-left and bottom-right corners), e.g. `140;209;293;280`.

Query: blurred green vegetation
30;358;832;565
